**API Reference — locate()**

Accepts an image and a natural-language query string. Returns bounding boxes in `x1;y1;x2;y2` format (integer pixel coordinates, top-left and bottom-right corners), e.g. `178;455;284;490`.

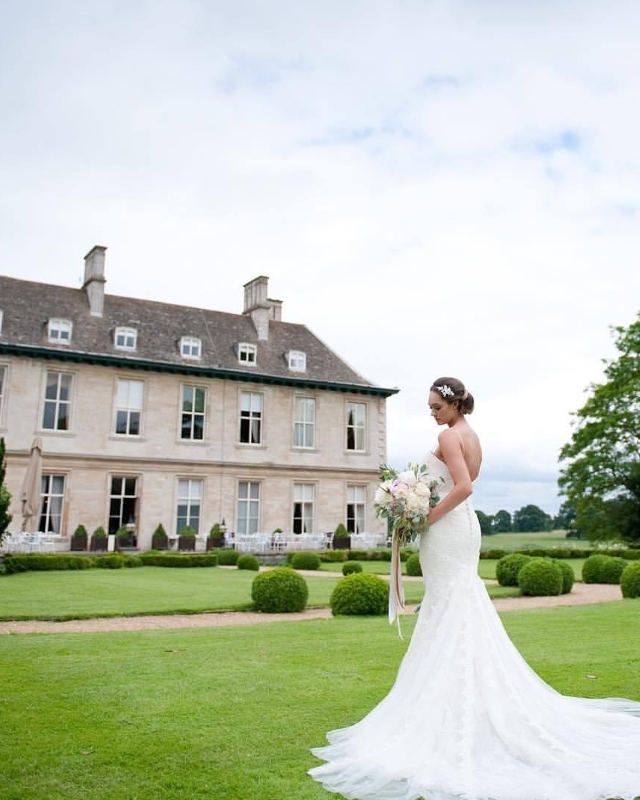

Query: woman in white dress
309;377;640;800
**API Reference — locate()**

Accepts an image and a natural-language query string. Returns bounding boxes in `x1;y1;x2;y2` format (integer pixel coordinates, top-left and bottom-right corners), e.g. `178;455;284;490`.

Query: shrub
342;560;363;575
405;552;422;577
217;548;240;566
553;559;575;594
330;573;389;616
582;554;627;584
251;568;308;613
496;553;532;587
139;552;217;567
484;548;507;560
291;551;321;571
237;554;260;571
151;524;169;550
319;549;348;563
348;549;369;561
620;562;640;598
517;558;563;596
94;554;125;569
2;554;93;573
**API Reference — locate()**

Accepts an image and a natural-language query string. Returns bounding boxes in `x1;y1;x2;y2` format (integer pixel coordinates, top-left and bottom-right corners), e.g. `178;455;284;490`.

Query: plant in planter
70;524;88;551
151;523;169;550
90;526;108;552
178;525;197;552
207;522;224;550
333;522;351;550
116;525;134;550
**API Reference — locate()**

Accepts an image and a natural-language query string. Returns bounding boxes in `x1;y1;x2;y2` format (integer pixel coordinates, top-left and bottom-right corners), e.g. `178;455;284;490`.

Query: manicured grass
481;530;576;551
0;601;638;799
0;566;426;621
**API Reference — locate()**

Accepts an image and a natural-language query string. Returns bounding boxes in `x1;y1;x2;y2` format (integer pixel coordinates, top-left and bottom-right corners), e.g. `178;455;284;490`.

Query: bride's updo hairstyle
430;377;475;415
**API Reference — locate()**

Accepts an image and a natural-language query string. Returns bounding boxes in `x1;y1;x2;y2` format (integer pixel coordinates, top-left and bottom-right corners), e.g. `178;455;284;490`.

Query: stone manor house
0;246;398;550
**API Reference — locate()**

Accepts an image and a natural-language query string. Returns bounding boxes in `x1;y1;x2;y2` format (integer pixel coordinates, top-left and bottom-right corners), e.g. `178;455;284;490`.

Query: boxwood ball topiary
217;548;240;566
405;552;422;577
552;559;575;594
330;573;389;616
237;554;260;571
495;553;532;587
517;558;563;597
251;567;308;613
291;551;321;571
582;554;624;584
342;560;363;575
620;562;640;598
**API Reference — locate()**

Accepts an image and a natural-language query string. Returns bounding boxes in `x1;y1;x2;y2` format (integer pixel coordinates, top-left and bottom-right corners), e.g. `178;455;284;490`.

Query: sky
1;0;639;516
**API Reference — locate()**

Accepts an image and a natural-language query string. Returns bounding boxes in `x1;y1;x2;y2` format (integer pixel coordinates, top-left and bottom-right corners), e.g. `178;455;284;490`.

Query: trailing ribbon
388;532;405;638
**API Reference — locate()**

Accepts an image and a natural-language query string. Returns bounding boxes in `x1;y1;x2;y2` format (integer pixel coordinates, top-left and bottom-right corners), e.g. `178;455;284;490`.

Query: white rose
397;470;417;487
414;482;431;498
374;486;389;505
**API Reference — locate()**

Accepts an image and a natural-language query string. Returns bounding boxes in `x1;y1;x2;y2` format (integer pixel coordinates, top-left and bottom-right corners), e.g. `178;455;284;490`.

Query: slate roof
0;275;397;397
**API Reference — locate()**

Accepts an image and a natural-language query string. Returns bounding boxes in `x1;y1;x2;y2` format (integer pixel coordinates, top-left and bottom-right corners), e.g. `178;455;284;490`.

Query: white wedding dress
309;452;640;800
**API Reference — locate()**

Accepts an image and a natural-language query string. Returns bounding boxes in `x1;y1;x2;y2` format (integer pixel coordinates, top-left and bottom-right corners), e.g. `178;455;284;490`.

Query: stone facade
0;247;397;549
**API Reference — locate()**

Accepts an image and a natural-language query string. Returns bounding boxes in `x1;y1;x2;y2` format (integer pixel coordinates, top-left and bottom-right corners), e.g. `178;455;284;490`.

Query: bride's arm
427;428;473;526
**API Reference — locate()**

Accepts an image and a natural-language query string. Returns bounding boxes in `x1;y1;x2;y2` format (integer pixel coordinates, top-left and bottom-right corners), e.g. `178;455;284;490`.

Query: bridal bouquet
374;463;442;546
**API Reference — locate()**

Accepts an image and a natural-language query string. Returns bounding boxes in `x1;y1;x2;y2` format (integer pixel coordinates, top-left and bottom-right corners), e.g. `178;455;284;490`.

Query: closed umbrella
20;437;43;532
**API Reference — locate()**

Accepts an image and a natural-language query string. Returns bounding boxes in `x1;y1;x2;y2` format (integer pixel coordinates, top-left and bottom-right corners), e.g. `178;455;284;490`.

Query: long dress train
308;452;640;800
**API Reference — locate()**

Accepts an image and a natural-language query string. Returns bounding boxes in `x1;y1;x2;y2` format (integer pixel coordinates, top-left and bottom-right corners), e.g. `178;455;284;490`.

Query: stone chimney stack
243;276;282;341
83;245;107;317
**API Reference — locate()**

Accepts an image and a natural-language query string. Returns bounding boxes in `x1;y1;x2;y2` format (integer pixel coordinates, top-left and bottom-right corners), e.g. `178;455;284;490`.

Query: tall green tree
559;314;640;542
475;510;494;535
0;437;12;543
512;504;552;533
492;509;512;533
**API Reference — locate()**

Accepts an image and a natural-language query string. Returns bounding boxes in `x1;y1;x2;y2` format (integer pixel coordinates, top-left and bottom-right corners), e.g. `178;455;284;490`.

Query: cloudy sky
1;0;639;516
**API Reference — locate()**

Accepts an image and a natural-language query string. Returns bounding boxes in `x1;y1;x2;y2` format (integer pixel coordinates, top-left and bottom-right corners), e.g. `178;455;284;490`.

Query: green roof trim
0;342;399;397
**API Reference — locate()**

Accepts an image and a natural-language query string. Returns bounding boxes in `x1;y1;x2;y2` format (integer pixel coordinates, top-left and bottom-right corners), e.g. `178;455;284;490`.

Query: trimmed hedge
621;562;640;598
139;552;217;568
330;573;389;616
342;560;363;576
237;554;260;571
405;553;422;577
582;555;627;584
2;553;93;573
290;551;321;571
517;558;563;596
496;553;532;587
216;549;240;566
553;559;575;594
251;567;308;613
319;549;349;563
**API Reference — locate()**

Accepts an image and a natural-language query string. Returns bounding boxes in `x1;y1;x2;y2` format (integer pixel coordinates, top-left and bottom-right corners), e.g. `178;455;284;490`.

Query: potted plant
151;523;169;550
333;522;351;550
70;524;88;551
116;525;133;550
207;522;224;550
178;525;197;552
90;526;108;552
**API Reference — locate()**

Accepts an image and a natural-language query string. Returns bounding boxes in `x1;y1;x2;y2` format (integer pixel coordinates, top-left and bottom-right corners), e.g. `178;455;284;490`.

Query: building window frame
180;336;202;359
239;391;263;445
292;483;314;534
115;378;144;436
114;327;137;351
288;350;306;371
293;396;315;449
42;370;73;431
108;475;138;535
346;401;367;452
346;484;367;534
47;318;73;344
237;480;260;535
180;384;206;441
176;478;203;536
39;474;65;534
238;343;257;365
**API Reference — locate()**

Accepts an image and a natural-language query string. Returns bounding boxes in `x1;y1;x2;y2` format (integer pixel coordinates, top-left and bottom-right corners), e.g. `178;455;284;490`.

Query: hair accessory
436;384;455;398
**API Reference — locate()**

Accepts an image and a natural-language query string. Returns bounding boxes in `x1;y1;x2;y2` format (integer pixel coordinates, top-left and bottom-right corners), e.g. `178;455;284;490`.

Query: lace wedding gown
309;452;640;800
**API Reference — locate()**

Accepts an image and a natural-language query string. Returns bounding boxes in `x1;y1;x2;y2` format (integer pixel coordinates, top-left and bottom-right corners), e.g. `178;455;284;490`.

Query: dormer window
238;343;257;365
181;336;201;359
288;350;306;372
48;318;72;344
114;327;137;351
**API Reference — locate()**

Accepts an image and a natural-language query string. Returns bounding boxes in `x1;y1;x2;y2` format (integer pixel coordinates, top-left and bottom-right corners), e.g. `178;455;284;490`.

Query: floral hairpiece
436;384;455;398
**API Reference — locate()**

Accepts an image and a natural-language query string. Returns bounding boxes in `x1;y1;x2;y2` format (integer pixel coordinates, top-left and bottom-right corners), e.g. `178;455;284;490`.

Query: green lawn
480;530;577;550
0;602;638;799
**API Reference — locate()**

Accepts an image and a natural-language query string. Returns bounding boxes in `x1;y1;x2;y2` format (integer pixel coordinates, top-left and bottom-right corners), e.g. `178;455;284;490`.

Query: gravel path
0;581;622;635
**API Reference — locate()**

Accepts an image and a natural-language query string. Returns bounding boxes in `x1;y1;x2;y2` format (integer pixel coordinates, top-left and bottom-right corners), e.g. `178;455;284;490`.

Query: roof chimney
83;245;107;317
243;276;282;341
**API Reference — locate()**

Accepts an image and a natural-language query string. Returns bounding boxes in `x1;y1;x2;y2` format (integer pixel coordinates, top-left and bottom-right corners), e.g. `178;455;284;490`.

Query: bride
308;377;640;800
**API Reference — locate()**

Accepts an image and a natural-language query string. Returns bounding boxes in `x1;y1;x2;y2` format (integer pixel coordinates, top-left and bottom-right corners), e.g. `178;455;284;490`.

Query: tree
0;437;12;543
559;314;640;542
512;504;552;533
492;509;512;533
552;500;576;532
475;510;493;535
